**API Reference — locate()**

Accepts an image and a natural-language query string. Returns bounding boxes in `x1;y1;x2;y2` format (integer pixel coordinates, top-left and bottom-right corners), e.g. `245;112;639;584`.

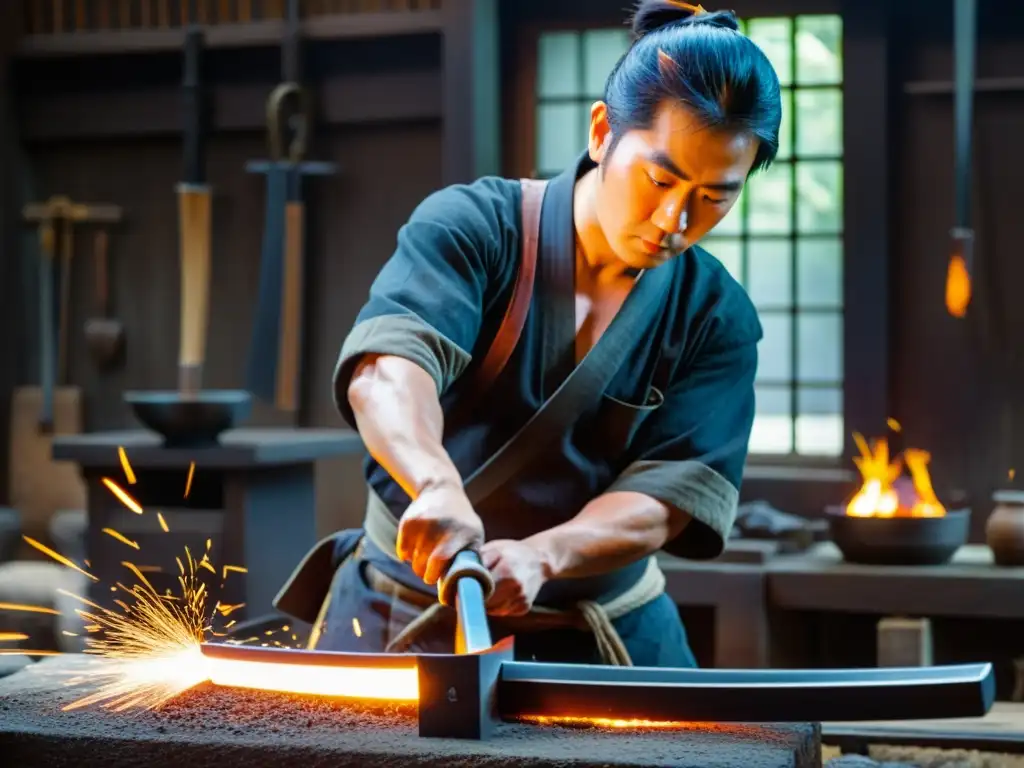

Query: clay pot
986;490;1024;566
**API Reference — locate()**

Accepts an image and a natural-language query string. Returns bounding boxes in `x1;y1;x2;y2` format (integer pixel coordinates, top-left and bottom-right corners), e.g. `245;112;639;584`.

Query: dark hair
603;1;782;174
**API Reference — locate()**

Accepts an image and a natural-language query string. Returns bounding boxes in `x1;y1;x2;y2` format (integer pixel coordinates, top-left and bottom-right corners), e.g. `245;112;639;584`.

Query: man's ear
588;101;613;164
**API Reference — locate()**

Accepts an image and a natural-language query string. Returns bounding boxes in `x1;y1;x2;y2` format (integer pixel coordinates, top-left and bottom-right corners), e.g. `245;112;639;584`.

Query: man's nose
651;187;691;235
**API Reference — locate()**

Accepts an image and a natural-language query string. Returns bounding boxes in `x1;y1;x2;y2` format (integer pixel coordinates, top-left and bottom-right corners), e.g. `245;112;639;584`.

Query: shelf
904;76;1024;96
16;11;445;58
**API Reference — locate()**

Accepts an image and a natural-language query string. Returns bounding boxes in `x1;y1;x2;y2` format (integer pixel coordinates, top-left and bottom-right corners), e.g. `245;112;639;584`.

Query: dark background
1;0;1022;541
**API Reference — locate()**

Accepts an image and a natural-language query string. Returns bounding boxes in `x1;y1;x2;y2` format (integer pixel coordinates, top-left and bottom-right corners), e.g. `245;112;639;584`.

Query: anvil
200;551;995;741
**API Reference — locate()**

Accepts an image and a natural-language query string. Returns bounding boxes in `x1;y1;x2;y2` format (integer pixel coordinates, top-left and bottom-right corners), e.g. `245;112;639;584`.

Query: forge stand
52;428;364;618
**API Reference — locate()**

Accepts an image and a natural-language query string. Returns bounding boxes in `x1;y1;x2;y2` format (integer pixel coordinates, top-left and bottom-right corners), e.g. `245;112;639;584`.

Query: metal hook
266;82;312;163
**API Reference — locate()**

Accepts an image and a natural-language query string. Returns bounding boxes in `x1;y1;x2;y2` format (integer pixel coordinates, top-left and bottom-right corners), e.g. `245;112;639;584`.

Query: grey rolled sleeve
607;459;740;560
332;313;472;428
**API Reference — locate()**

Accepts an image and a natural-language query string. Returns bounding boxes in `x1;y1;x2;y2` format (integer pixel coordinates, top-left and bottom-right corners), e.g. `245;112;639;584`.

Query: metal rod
200;643;417;668
455;576;492;654
497;661;996;723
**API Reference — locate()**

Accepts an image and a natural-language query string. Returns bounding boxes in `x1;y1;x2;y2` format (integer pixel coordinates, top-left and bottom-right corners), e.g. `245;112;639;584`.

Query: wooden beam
841;0;892;457
441;0;500;185
16;12;444;58
19;70;442;142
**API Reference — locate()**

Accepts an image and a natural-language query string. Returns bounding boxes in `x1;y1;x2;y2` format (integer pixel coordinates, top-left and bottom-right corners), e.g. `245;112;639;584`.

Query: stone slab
0;656;820;767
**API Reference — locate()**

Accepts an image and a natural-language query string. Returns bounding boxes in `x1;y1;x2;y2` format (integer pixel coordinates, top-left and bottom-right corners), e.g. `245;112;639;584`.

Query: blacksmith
276;0;782;668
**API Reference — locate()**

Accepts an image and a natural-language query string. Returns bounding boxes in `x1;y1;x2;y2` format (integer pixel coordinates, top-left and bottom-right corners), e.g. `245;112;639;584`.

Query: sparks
222;565;247;580
101;478;144;514
2;446;425;714
0;602;60;615
0;632;29;642
22;536;98;582
101;528;140;551
157;512;170;532
118;447;137;485
185;461;195;498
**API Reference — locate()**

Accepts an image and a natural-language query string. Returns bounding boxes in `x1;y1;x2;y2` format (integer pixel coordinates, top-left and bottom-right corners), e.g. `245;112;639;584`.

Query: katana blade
498;660;995;723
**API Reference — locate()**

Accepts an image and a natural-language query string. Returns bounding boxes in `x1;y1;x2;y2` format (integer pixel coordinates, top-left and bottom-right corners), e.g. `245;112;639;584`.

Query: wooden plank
16;11;444;58
824;702;1024;754
768;542;1024;619
19;71;442;141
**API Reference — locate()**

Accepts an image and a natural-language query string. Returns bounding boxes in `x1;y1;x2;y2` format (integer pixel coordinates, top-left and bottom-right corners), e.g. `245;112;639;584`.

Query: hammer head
84;318;125;369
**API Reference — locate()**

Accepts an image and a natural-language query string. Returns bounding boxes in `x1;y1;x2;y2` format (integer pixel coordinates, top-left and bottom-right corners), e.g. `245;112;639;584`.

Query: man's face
587;99;759;270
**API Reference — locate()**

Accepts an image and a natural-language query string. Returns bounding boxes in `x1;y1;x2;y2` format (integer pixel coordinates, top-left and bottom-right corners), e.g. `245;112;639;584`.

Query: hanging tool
946;0;977;319
22;196;123;430
124;27;251;447
84;229;125;369
245;0;336;419
177;25;214;397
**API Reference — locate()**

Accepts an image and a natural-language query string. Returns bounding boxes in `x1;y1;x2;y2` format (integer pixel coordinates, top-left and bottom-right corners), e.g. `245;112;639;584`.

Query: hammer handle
94;229;109;315
176;185;212;393
58;220;73;387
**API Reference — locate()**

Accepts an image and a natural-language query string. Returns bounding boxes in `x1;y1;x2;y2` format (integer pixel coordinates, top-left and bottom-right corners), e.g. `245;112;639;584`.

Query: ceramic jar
986;490;1024;566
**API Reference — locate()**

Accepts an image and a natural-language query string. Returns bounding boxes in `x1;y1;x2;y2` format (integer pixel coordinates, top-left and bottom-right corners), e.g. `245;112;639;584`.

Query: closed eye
704;195;728;204
645;172;672;189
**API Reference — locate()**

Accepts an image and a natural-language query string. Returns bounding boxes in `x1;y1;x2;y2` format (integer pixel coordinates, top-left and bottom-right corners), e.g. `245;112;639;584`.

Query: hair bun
631;1;740;37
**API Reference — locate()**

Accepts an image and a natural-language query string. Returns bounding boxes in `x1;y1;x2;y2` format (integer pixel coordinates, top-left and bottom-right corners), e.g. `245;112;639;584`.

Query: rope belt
362;488;668;666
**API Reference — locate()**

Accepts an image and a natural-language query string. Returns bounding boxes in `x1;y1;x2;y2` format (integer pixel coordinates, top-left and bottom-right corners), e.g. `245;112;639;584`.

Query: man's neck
572;168;632;284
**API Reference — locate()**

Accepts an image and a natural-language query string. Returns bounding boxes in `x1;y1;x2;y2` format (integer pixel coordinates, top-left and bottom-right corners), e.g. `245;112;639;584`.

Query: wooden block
877;617;933;667
7;386;87;549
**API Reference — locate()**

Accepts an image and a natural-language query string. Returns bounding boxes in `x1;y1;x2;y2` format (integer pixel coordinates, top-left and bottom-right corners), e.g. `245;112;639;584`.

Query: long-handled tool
84;229;125;369
946;0;977;319
22;196;123;430
245;0;336;419
125;27;252;447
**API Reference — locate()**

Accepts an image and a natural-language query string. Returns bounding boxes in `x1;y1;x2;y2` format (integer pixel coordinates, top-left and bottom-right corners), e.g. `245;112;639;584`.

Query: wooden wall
890;0;1024;536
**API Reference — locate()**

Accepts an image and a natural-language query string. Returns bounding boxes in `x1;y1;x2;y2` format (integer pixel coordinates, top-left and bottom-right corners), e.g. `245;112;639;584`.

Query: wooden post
877;617;933;667
440;0;500;186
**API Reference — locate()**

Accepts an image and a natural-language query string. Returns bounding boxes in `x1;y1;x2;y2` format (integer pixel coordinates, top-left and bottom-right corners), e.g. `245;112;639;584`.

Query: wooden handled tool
177;185;212;395
58;219;73;387
84;229;126;369
177;27;211;396
276;201;304;411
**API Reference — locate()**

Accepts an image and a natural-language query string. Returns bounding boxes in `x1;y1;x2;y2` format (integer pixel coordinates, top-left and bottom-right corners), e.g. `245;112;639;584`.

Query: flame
0;446;421;711
846;434;902;518
946;253;971;318
846;432;946;518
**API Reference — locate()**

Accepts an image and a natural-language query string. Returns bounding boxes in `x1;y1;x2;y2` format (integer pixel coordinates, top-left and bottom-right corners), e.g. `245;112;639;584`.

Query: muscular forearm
347;354;462;500
525;492;691;580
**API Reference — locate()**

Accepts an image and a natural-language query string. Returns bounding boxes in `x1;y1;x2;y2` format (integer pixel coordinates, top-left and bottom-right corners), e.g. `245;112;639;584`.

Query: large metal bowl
826;507;971;566
124;390;252;448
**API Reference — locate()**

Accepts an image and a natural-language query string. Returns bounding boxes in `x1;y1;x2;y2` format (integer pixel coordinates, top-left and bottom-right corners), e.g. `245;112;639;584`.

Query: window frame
503;1;890;482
